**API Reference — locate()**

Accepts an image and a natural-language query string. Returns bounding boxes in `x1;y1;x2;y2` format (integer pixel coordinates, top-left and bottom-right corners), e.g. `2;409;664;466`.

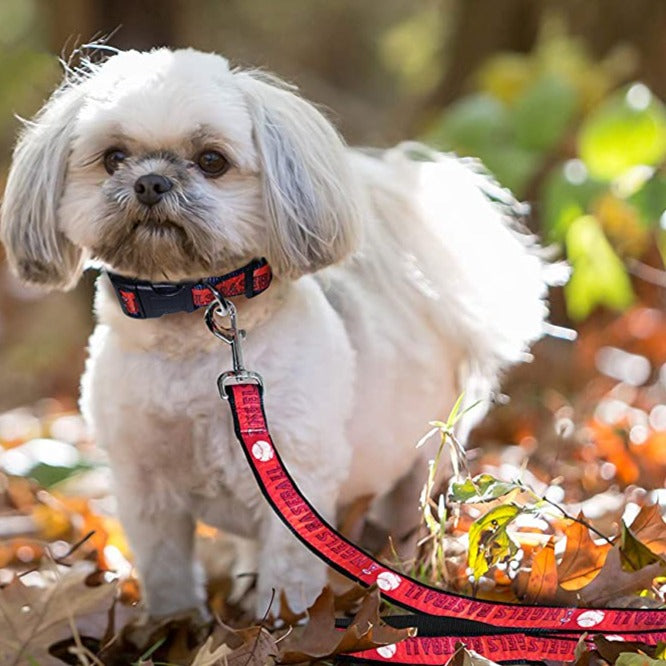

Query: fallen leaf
622;520;661;570
0;563;121;666
615;654;666;666
559;516;611;591
626;504;666;557
446;642;502;666
573;632;591;666
191;626;276;666
578;547;665;606
190;636;233;666
524;537;558;603
278;587;412;664
594;635;657;663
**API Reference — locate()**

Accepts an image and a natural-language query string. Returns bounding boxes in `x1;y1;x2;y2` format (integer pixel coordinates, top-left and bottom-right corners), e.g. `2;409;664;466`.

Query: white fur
0;48;549;619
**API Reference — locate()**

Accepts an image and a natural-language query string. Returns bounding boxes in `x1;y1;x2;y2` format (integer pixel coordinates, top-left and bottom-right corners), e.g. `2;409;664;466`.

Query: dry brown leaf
190;626;276;666
446;642;502;666
333;582;373;612
524;537;558;603
594;635;657;664
0;563;123;666
626;504;666;556
578;547;665;606
559;516;611;591
278;587;412;664
190;636;233;666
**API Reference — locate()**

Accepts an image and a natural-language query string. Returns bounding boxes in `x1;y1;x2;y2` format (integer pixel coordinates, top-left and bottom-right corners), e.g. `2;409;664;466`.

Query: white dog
1;48;550;620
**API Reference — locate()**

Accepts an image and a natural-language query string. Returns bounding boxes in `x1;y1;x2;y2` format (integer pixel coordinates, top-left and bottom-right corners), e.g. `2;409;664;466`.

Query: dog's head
0;48;361;287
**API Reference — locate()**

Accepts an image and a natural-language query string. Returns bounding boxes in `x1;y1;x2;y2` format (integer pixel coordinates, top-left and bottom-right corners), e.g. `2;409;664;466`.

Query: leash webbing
223;381;666;664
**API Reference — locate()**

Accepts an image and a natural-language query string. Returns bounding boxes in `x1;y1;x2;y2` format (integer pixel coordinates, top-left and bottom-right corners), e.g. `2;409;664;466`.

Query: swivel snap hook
204;285;263;399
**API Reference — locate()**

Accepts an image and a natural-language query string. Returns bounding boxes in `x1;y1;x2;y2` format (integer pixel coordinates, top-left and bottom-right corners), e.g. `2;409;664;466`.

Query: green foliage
468;503;521;579
426;23;666;321
449;474;521;504
513;75;579;152
379;3;445;95
579;85;666;180
542;163;606;241
28;462;93;488
564;215;634;320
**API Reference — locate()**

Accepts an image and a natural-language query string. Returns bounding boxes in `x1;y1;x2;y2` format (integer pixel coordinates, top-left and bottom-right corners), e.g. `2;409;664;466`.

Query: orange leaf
79;506;110;569
588;420;639;484
559;516;611;591
626;503;666;556
637;431;666;466
579;547;664;606
32;504;72;540
524;537;558;603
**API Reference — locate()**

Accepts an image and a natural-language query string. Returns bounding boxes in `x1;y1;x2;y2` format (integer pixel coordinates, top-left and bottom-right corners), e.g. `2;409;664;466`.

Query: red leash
204;292;666;664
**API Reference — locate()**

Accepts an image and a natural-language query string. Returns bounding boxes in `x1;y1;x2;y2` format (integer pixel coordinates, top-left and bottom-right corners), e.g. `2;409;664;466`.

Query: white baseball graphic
576;610;605;628
251;439;274;462
376;571;402;591
376;644;397;659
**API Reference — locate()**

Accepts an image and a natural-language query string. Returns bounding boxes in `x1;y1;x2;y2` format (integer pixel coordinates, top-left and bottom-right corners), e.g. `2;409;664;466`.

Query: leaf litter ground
2;306;666;665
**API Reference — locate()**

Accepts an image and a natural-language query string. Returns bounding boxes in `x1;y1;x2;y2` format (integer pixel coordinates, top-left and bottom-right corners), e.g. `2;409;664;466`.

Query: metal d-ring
204;286;236;345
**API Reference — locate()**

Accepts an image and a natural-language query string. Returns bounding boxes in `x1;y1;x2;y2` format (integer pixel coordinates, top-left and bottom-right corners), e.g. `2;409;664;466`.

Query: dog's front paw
254;566;326;620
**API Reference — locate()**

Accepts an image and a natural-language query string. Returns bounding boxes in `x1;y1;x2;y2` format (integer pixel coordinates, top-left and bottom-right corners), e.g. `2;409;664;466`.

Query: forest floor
1;304;666;666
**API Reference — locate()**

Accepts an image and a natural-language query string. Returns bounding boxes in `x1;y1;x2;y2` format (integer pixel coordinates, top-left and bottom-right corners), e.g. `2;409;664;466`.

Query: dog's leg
252;437;344;619
371;459;429;558
116;489;205;618
255;508;329;619
101;416;207;619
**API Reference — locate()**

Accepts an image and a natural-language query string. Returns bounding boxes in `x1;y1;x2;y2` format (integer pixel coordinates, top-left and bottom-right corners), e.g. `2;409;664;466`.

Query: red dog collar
106;258;272;319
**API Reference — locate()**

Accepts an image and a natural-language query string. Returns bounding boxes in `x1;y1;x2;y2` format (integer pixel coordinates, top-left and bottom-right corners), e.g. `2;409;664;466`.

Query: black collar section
106;258;273;319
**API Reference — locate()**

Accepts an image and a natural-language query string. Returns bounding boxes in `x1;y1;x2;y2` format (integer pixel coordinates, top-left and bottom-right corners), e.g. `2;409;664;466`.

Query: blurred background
1;1;666;535
1;0;666;409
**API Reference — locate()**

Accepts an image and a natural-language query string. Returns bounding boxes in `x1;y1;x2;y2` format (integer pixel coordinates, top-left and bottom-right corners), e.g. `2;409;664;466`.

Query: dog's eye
103;149;128;175
196;150;230;177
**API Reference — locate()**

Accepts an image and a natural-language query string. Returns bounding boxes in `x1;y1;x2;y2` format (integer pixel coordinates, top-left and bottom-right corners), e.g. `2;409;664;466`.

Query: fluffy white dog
1;48;550;620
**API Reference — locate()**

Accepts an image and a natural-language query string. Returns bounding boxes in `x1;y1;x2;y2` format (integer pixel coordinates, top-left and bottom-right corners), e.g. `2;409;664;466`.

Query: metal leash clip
204;285;263;399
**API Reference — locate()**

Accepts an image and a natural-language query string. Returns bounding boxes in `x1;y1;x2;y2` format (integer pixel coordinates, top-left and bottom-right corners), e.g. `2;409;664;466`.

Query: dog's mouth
130;218;184;233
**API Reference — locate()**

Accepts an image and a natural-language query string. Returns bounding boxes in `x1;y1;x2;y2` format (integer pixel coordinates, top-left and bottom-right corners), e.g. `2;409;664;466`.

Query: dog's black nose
134;174;173;206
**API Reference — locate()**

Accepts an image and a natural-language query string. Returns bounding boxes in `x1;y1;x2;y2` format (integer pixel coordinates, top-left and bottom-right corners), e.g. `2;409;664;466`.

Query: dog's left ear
236;72;361;278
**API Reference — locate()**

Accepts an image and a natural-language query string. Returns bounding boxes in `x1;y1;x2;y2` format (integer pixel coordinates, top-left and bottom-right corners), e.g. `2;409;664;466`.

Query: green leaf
468;504;521;579
28;462;92;488
475;144;541;197
427;94;512;155
621;521;661;571
446;392;466;429
564;215;634;320
513;74;580;152
628;173;666;228
449;474;521;503
542;163;606;241
578;83;666;180
615;654;666;666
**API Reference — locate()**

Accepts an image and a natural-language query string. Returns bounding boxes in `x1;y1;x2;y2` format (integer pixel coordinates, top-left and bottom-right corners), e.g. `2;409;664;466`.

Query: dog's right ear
1;81;87;290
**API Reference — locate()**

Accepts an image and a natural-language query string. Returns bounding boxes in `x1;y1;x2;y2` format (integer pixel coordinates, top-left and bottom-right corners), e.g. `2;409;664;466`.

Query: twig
537;494;645;572
17;530;96;579
53;530;97;564
627;258;666;288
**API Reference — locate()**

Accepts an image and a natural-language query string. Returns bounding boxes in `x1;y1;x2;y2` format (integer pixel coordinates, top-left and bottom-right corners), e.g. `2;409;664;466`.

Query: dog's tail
379;143;566;432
